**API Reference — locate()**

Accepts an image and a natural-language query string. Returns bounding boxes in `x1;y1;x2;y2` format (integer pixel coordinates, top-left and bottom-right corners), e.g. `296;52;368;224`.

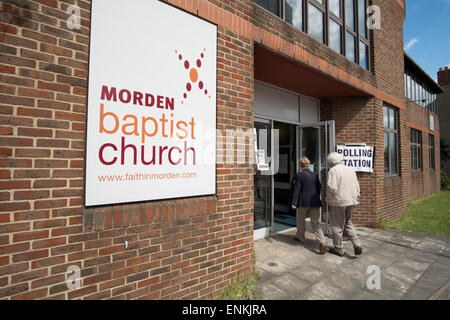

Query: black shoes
328;247;344;257
327;246;362;257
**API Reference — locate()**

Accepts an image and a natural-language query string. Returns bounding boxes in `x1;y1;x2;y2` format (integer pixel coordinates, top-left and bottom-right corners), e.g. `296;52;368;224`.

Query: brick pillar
320;97;380;227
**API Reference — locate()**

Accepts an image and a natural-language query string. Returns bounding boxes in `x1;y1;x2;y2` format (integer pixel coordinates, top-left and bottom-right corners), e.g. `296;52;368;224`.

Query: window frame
328;0;344;54
306;0;326;44
429;134;435;170
255;0;283;18
384;104;399;176
407;74;412;99
404;71;438;115
284;0;305;32
410;128;422;172
254;0;371;70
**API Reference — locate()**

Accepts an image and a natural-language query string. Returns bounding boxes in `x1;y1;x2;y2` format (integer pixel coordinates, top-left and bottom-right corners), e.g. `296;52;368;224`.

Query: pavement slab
402;286;434;300
268;273;313;299
254;227;450;300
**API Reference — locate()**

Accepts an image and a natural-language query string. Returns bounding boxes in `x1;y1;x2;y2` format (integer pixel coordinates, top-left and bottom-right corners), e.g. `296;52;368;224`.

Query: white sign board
336;145;375;173
430;115;435;131
85;0;217;206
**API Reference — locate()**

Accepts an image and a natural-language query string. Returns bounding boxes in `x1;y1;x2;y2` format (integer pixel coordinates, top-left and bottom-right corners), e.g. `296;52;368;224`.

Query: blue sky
403;0;450;82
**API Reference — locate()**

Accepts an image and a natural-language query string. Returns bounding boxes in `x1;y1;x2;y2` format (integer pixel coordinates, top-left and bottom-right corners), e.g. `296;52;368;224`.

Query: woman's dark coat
291;168;322;208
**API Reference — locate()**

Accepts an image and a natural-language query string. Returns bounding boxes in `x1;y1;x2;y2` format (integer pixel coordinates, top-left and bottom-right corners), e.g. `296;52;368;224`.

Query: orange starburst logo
175;48;211;104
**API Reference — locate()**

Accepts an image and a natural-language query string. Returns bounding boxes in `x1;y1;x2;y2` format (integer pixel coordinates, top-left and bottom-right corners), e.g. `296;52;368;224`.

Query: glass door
273;121;297;233
254;120;273;239
297;121;335;230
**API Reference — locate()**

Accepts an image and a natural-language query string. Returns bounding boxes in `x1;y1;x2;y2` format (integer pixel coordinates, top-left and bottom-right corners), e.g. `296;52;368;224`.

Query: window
329;18;341;53
308;2;324;43
358;0;366;38
255;0;280;16
345;0;355;30
411;129;422;171
384;105;398;175
345;31;355;62
414;79;418;101
404;73;407;97
421;85;425;107
405;71;437;113
429;134;435;170
329;0;341;18
286;0;302;31
255;0;370;70
407;74;411;99
359;41;367;69
418;83;423;105
433;94;437;113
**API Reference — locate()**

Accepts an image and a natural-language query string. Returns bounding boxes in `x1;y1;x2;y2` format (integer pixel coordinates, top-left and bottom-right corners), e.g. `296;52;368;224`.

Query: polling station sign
85;0;217;206
335;145;375;173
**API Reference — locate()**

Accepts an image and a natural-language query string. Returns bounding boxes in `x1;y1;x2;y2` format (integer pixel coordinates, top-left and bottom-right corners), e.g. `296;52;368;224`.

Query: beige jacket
326;164;360;206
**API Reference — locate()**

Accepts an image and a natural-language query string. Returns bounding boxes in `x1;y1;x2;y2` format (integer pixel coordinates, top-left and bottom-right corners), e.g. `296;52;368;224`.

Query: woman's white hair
327;152;343;165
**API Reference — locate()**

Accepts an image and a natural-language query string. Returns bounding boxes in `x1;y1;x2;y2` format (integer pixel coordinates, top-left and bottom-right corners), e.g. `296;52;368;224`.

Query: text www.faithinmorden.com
97;172;197;182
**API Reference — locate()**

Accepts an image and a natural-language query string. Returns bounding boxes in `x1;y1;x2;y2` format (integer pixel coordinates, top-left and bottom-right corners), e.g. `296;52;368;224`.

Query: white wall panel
255;83;299;121
255;82;319;123
300;96;319;123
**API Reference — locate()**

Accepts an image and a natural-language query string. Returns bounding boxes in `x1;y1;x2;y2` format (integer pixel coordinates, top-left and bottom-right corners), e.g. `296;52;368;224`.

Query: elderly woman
326;152;363;257
291;157;327;254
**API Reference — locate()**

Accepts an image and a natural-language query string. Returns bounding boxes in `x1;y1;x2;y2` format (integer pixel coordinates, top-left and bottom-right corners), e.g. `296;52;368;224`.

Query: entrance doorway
253;119;335;240
273;121;296;232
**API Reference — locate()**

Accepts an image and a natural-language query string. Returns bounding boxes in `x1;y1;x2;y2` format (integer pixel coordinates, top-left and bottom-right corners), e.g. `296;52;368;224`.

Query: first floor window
411;129;422;171
345;31;355;62
285;0;302;31
429;134;435;170
384;105;398;175
254;0;370;70
329;18;342;53
359;41;368;69
329;0;341;18
308;2;324;43
255;0;280;16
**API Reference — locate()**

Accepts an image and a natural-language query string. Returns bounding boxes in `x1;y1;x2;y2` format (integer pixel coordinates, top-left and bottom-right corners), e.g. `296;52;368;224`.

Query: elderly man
291;157;327;254
326;152;363;257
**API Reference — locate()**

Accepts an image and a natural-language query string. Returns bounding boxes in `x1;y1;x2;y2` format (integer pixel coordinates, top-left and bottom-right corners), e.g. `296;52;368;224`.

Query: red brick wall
370;0;411;222
0;0;254;300
371;0;406;101
379;102;409;223
407;103;441;200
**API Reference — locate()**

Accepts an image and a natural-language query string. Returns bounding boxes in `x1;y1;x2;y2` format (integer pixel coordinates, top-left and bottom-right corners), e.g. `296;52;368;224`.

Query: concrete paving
254;226;450;300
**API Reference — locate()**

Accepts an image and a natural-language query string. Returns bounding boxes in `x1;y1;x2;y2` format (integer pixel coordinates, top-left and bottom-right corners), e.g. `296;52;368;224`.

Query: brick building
437;67;450;176
0;0;443;300
404;54;443;200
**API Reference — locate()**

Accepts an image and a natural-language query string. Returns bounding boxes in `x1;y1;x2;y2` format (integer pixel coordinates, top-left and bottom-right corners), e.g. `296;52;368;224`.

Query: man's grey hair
327;152;343;165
